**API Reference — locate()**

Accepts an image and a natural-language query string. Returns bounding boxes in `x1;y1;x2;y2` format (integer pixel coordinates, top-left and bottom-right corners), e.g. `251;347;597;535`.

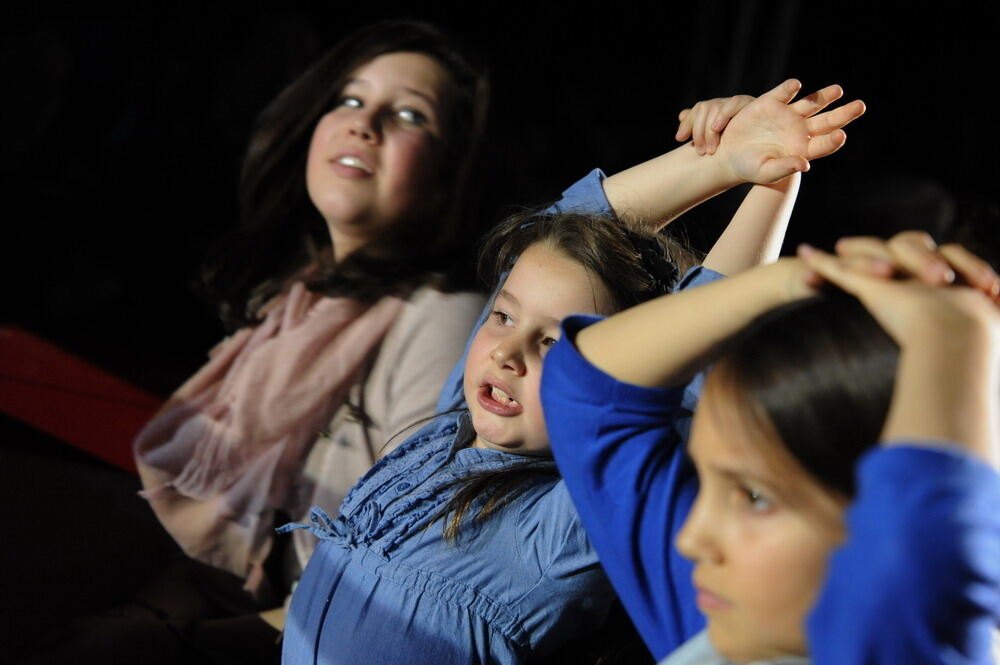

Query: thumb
797;243;888;300
757;155;809;183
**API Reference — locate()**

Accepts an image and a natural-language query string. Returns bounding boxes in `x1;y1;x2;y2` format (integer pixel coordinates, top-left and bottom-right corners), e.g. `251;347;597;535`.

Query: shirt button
396;482;411;492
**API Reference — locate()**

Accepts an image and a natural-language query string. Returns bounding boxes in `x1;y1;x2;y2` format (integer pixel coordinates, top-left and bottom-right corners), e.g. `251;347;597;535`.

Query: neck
328;226;373;263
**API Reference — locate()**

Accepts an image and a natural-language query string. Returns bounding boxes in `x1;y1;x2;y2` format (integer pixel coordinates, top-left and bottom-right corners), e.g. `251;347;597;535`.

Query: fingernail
797;243;815;256
938;264;955;283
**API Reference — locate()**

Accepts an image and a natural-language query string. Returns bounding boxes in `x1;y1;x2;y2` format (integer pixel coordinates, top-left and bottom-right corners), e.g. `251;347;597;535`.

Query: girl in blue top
280;80;866;665
542;232;1000;664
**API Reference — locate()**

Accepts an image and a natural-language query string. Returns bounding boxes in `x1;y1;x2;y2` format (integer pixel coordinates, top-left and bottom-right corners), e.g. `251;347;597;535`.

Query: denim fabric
280;413;614;664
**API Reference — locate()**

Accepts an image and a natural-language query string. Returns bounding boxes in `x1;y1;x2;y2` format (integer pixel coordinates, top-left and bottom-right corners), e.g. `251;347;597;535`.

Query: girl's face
305;51;453;258
464;242;616;456
675;378;847;663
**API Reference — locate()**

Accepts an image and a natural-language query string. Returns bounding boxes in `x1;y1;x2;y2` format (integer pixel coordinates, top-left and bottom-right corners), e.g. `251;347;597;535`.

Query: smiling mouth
477;384;523;416
335;155;373;174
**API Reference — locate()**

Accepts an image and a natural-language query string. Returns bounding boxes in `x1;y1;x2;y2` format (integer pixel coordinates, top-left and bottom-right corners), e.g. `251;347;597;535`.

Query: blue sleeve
541;315;703;659
808;445;1000;665
436;169;615;413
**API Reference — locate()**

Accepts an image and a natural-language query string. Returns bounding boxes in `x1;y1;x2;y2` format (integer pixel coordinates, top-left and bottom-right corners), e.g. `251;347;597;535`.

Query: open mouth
476;383;523;416
334;155;373;174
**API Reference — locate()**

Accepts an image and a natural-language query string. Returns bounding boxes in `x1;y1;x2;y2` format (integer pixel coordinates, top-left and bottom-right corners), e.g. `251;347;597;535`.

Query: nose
489;337;526;376
349;109;381;144
675;493;723;565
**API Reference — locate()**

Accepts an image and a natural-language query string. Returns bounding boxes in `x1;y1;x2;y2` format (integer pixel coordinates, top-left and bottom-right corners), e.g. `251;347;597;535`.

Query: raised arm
797;241;1000;665
575;258;818;387
603;80;864;274
800;242;1000;466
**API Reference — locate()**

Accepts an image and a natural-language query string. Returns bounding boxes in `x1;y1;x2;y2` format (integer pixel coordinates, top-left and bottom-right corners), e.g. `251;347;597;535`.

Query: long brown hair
202;20;489;331
438;210;697;541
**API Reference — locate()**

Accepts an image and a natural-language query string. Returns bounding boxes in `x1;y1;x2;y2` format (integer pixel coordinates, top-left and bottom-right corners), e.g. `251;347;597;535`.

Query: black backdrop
4;2;998;393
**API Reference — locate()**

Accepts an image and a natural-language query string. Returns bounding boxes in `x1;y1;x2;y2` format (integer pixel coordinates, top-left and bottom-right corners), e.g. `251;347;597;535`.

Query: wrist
763;257;818;304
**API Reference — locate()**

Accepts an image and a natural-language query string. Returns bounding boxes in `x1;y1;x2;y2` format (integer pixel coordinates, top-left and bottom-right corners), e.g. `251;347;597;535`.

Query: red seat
0;326;162;473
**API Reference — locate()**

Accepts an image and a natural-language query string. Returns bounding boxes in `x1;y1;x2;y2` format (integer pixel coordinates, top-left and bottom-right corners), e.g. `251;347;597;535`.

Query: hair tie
624;231;679;295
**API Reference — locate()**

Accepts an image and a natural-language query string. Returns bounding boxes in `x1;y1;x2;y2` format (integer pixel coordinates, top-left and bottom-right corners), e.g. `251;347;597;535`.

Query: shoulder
388;285;486;340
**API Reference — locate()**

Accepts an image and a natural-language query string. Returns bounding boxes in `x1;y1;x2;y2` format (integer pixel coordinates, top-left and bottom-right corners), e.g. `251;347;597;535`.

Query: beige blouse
287;285;485;575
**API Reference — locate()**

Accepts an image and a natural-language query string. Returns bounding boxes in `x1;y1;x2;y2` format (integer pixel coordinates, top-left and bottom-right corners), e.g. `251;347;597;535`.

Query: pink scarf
135;281;404;593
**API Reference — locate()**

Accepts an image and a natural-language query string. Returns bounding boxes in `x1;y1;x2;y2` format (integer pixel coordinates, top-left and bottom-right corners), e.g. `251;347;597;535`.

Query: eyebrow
708;465;781;493
495;289;561;327
687;439;780;491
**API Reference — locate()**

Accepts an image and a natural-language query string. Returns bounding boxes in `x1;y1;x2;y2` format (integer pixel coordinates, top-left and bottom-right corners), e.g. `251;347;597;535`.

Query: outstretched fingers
806;100;867;136
789;84;844;118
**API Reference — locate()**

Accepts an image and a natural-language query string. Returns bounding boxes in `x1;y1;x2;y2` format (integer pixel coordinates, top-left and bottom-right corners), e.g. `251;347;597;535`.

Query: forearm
576;259;813;387
601;143;739;231
702;174;800;275
882;328;1000;468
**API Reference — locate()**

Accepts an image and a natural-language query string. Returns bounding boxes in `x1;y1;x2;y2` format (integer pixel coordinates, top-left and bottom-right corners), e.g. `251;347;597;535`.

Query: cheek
383;134;441;197
305;117;334;183
736;522;833;642
462;329;492;394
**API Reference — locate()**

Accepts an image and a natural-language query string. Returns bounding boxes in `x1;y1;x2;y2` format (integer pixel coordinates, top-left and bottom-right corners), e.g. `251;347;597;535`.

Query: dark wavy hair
708;292;900;497
202;20;489;330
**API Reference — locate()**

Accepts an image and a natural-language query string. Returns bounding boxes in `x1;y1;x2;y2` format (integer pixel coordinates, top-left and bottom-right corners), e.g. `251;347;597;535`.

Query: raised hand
712;79;866;184
833;231;1000;297
798;241;1000;464
676;94;754;155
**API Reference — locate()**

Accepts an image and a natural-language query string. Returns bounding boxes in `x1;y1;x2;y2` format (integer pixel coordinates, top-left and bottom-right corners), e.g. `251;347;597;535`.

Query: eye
492;310;513;327
739;486;774;514
394;107;429;126
336;95;363;110
540;336;558;349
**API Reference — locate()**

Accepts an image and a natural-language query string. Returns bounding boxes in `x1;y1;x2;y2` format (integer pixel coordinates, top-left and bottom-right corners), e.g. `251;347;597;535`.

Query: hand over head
698;79;866;184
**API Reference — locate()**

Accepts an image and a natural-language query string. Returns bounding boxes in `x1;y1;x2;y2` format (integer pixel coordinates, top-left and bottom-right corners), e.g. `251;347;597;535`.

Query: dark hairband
624;230;679;296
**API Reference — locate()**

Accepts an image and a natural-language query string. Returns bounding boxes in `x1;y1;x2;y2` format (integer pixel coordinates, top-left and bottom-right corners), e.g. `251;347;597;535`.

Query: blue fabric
807;445;1000;665
281;413;615;664
542;317;1000;664
540;265;724;660
282;169;618;664
436;168;611;413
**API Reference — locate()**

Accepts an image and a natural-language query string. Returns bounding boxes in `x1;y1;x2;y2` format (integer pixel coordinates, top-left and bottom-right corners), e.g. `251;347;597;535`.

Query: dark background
3;2;998;394
1;1;997;656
